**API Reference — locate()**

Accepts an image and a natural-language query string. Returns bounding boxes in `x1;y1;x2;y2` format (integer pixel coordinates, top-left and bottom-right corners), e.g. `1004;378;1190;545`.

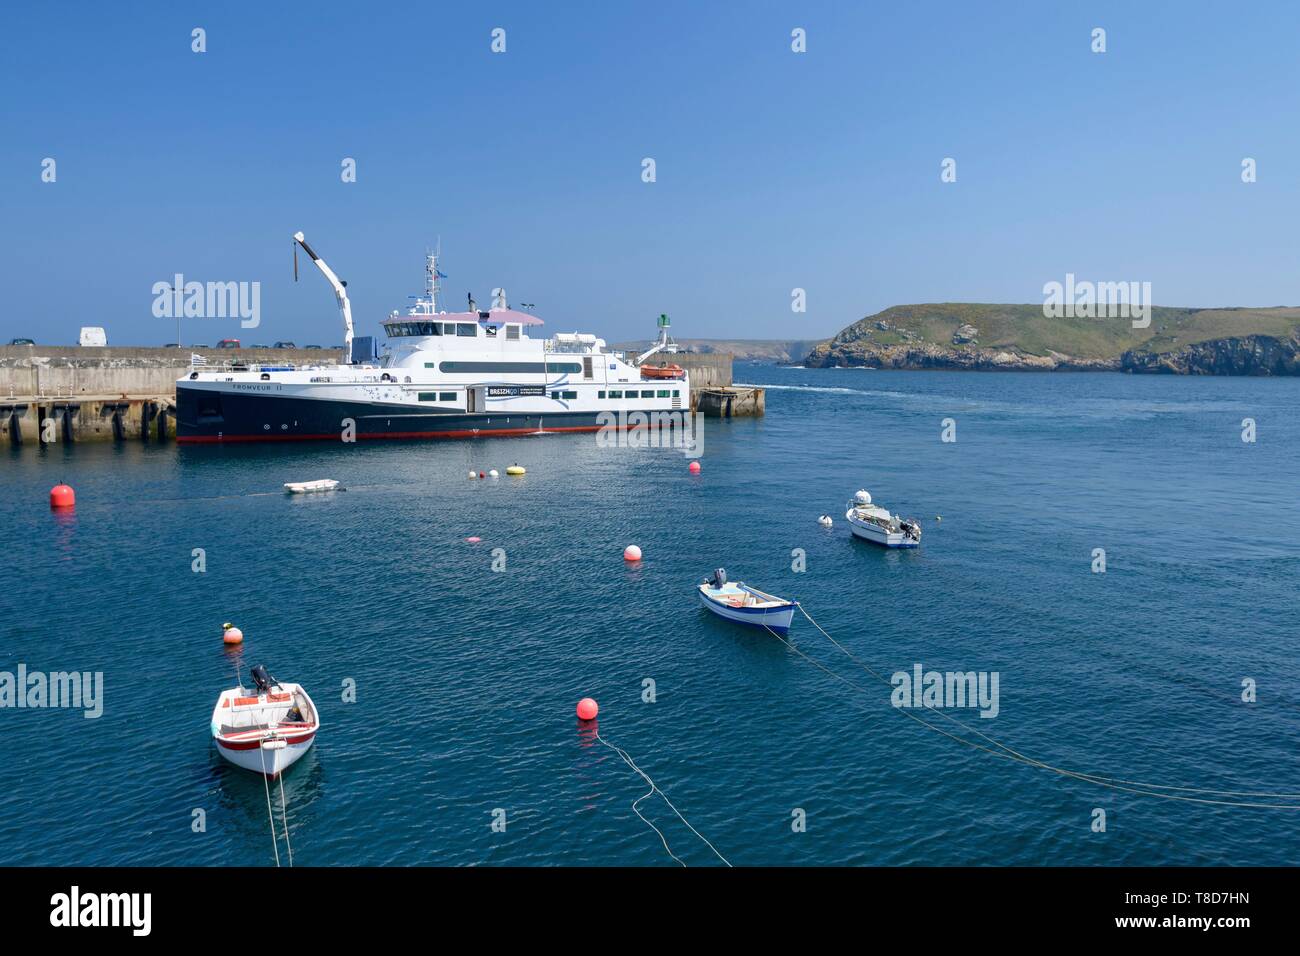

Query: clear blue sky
2;1;1297;346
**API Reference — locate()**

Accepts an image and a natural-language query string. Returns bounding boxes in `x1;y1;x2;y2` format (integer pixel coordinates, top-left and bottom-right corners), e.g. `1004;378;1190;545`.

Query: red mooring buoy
576;697;599;721
49;484;75;509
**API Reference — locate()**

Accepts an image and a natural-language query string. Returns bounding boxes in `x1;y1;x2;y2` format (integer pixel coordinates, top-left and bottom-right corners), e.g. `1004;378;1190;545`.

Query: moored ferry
176;233;689;443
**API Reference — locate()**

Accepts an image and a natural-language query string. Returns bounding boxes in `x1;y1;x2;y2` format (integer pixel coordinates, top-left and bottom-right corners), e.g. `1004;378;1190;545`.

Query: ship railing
188;355;307;372
187;355;383;376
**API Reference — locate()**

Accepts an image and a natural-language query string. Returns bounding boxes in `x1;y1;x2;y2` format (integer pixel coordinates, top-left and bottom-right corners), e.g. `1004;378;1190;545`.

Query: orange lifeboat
640;363;684;380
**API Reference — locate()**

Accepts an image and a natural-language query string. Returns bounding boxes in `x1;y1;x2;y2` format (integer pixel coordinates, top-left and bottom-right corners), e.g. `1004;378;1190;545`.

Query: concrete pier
0;395;177;445
664;352;732;390
622;352;761;414
0;345;345;397
0;345;341;446
696;386;765;417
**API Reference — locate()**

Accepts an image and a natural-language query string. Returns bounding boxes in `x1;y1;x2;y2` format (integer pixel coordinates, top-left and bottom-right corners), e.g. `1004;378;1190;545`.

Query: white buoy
818;515;833;528
488;469;499;478
468;471;478;479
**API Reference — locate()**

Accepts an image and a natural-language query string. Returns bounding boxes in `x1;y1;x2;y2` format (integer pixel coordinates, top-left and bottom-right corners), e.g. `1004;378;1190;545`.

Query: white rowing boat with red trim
210;665;320;777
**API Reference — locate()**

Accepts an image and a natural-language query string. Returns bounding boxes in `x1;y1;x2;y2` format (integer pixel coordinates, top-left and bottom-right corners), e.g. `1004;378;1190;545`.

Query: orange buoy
623;545;642;562
49;484;75;508
688;461;701;474
222;623;244;645
576;697;599;721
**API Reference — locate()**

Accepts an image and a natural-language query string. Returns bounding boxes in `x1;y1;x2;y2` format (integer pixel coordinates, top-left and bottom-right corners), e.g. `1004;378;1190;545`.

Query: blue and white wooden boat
698;569;797;635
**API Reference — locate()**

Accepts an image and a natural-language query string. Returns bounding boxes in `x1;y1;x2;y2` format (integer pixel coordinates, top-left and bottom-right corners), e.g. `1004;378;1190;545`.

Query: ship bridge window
456;323;477;337
544;362;582;374
506;325;520;340
384;321;441;337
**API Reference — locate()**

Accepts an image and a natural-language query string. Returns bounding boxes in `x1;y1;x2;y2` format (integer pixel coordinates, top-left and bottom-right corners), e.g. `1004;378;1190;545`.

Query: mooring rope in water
595;732;732;867
278;771;294;867
258;745;282;867
760;605;1300;811
795;606;1300;802
254;726;295;867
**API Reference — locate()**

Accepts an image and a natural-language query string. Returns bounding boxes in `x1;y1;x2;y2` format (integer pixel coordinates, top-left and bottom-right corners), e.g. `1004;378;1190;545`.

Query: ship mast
425;248;440;314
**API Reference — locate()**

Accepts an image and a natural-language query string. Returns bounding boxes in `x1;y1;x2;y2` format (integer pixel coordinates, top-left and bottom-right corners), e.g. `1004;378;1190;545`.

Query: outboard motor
250;664;276;693
705;568;728;588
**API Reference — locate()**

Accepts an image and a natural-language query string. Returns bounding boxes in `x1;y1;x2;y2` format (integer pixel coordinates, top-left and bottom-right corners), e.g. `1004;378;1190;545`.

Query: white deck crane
293;231;354;361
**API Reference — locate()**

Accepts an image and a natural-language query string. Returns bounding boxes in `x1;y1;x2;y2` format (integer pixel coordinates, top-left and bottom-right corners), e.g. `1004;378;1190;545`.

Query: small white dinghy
211;665;320;777
698;568;797;635
284;479;341;494
845;489;922;548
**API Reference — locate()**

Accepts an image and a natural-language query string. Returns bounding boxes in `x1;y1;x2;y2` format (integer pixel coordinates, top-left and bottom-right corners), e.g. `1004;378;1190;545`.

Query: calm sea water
1;367;1297;866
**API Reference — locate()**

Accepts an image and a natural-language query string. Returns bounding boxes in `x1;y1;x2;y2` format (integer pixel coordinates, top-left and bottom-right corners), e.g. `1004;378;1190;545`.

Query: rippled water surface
1;368;1297;865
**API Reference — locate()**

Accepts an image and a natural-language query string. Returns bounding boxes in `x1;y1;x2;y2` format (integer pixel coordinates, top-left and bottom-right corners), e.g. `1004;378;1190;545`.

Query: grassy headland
804;304;1300;374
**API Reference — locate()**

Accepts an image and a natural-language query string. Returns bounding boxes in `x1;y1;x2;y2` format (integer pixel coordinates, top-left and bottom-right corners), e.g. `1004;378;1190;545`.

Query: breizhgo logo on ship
595;410;703;459
151;274;261;328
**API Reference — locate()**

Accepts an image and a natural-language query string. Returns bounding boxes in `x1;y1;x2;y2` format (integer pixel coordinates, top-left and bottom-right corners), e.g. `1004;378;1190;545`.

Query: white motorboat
698;569;797;634
211;665;320;777
845;489;922;548
283;479;341;494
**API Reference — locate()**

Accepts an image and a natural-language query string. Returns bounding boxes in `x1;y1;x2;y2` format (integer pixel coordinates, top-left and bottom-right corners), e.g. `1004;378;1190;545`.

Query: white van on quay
79;326;107;347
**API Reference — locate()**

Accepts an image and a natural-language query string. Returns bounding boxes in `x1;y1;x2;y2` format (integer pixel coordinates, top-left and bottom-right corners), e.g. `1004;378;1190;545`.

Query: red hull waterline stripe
216;731;317;751
176;423;652;444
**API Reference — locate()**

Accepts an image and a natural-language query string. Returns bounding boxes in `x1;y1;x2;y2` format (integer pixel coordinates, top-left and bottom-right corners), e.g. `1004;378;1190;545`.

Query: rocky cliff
1119;332;1300;375
804;304;1300;375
